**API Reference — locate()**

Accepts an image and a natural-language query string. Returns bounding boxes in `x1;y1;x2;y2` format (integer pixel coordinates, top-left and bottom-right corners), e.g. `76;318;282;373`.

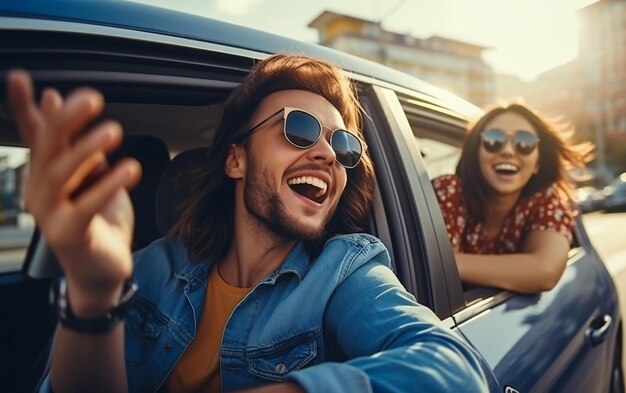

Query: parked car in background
0;1;622;392
604;173;626;213
577;185;606;213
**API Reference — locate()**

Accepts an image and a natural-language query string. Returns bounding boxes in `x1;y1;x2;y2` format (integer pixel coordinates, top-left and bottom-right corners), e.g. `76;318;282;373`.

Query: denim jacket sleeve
38;374;52;393
287;260;488;393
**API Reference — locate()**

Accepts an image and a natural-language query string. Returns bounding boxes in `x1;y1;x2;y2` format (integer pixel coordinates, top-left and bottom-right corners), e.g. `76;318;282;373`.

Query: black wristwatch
50;277;138;334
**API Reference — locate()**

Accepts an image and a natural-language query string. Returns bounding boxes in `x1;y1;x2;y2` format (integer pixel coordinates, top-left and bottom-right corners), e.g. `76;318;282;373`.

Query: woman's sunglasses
240;107;366;169
480;128;540;156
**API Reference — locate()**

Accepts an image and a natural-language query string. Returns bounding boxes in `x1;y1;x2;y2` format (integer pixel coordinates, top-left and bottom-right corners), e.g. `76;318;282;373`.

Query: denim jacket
43;233;488;393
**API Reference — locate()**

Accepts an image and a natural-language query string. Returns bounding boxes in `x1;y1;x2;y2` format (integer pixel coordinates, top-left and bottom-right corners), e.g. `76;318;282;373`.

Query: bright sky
130;0;599;81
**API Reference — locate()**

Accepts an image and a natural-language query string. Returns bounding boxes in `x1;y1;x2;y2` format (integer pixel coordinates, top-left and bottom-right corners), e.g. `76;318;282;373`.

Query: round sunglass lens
332;130;362;168
514;131;540;155
481;129;507;153
285;111;321;148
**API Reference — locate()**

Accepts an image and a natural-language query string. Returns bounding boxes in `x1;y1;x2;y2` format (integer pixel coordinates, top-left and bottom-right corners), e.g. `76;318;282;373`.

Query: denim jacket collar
266;241;310;283
174;256;214;291
173;240;310;290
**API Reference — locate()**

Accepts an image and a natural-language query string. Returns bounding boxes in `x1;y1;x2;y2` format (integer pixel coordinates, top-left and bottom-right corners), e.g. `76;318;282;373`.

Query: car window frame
1;16;489;320
359;84;467;319
395;92;597;324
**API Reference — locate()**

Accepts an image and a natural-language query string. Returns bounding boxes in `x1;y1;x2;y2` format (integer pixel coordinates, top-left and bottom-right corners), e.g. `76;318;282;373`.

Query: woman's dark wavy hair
456;102;593;222
170;54;375;261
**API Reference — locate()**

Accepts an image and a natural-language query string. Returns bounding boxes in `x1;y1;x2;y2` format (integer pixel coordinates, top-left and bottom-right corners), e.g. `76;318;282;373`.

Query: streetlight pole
378;20;386;65
377;0;411;66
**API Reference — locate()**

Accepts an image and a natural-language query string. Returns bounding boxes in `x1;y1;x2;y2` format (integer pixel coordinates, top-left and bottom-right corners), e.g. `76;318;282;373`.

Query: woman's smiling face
478;111;540;199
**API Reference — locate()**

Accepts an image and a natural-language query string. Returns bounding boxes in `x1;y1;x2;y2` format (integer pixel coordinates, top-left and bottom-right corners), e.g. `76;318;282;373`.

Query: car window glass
398;97;582;308
0;146;33;273
417;137;461;179
397;104;465;180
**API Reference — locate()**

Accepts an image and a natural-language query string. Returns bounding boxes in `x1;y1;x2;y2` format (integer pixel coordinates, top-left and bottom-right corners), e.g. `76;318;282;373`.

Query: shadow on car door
455;232;620;392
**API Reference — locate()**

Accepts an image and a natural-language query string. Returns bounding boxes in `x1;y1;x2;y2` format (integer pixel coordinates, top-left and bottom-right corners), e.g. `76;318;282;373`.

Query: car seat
155;147;208;236
108;135;171;250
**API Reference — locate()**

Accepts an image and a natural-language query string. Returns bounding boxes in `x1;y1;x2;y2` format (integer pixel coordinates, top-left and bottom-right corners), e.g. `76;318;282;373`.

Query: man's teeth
288;176;328;197
494;163;519;172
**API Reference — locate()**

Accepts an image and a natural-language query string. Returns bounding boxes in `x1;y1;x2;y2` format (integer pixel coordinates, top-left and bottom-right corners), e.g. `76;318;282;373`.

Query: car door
355;84;500;391
0;148;55;393
386;90;621;393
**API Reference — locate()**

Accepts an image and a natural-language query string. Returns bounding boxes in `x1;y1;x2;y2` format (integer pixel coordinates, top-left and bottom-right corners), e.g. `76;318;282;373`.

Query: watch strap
50;277;138;334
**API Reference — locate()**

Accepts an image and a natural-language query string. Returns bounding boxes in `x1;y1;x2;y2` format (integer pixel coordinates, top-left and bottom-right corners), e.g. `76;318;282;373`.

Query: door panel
457;248;619;392
0;274;56;393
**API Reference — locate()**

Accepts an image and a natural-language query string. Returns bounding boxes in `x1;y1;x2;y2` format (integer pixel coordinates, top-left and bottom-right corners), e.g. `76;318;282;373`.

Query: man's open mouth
288;176;328;204
493;163;519;175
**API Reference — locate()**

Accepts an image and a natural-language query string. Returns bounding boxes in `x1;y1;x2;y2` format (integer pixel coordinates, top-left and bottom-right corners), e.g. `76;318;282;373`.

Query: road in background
0;226;31;273
583;211;626;272
582;211;626;305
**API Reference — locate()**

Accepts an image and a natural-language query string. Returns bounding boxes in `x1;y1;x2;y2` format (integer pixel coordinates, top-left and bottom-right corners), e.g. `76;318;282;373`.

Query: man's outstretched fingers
52;88;105;147
52;121;123;198
7;70;42;147
117;158;142;191
40;87;64;119
72;159;141;226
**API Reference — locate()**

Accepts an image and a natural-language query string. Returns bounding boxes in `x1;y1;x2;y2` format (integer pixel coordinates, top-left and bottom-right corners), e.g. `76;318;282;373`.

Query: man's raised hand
7;70;142;316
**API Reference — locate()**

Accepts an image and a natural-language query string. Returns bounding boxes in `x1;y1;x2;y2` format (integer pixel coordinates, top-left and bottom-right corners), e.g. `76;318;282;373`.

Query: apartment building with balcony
308;11;495;108
577;0;626;179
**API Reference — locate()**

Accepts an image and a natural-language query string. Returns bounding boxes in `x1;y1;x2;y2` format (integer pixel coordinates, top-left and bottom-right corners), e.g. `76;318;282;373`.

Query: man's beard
243;156;331;242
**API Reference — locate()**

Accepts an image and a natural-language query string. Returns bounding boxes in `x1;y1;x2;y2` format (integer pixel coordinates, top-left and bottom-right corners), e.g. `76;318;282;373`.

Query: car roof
0;0;481;119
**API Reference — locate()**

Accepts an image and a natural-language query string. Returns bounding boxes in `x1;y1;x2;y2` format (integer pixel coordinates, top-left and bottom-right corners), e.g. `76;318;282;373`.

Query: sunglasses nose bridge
499;135;518;154
306;127;337;162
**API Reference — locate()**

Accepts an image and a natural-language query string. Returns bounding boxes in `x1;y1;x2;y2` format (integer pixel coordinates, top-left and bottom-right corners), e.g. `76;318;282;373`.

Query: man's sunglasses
240;107;366;168
480;128;540;156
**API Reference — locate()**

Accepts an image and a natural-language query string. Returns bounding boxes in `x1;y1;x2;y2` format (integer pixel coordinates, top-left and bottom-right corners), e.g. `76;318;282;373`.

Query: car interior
0;76;401;391
0;60;585;392
0;74;236;391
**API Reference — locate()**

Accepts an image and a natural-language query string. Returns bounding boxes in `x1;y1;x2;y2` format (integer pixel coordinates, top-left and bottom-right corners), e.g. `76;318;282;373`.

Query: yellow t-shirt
166;265;250;393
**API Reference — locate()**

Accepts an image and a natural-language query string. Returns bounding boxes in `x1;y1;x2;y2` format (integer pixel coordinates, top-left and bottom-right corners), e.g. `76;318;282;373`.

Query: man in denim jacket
9;54;488;393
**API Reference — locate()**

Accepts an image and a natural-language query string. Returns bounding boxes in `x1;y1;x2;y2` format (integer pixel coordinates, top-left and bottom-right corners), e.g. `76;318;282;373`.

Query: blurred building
494;73;529;103
0;156;16;224
524;61;583;124
495;61;584;122
0;154;29;225
15;161;28;212
494;0;626;184
504;60;586;144
577;0;626;182
308;11;495;108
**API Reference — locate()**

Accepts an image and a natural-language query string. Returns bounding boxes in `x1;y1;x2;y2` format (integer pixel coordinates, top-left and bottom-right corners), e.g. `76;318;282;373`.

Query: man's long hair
170;54;375;261
456;102;592;222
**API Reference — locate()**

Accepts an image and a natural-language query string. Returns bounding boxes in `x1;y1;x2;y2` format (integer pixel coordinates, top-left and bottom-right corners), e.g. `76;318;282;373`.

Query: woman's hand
7;70;142;316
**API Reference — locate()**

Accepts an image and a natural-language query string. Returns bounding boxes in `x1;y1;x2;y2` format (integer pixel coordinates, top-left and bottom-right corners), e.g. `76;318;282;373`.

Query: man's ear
225;144;245;179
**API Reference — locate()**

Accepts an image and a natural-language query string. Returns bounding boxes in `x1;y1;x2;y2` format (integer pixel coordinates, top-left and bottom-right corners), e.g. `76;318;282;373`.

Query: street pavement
582;211;626;276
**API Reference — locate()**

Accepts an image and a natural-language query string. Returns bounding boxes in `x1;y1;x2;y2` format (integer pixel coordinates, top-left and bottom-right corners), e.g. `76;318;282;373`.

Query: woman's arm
456;230;570;293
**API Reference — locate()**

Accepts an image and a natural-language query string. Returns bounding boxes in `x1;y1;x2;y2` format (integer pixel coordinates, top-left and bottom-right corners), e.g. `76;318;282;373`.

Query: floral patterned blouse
432;174;575;254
